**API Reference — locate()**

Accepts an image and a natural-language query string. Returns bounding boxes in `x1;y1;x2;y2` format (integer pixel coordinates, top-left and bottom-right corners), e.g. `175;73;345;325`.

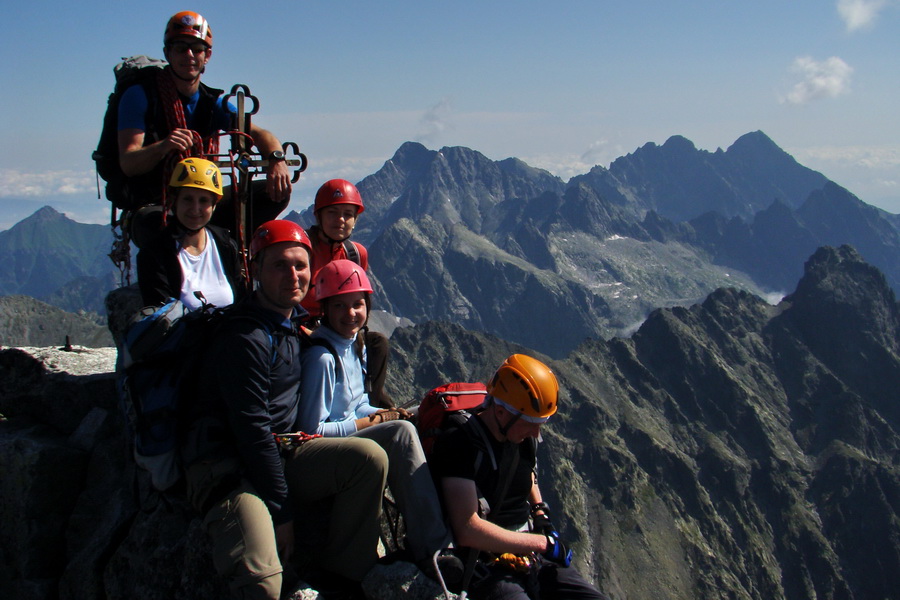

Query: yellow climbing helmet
487;354;559;423
169;157;223;199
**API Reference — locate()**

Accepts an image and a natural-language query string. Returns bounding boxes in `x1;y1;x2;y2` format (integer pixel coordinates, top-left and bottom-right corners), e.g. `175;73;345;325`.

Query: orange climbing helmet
164;11;213;48
314;259;373;302
250;220;312;260
487;354;559;423
314;179;365;215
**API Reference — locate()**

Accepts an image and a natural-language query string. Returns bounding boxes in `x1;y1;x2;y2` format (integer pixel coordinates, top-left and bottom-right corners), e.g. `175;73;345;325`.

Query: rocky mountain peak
389;140;434;169
660;134;698;153
25;205;66;223
785;245;900;359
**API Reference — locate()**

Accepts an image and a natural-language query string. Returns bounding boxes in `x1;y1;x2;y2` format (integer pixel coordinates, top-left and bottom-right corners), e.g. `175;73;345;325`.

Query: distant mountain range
0;295;112;348
3;131;899;354
291;130;900;355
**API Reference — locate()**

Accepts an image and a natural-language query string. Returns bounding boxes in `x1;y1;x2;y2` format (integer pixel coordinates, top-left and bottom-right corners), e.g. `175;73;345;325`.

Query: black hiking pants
471;560;610;600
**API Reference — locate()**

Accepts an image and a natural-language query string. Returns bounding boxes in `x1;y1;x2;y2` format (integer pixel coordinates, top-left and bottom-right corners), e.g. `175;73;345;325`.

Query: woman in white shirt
137;157;246;309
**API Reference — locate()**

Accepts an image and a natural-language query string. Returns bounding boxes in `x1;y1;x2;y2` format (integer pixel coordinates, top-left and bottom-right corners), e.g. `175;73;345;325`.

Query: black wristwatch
267;150;285;161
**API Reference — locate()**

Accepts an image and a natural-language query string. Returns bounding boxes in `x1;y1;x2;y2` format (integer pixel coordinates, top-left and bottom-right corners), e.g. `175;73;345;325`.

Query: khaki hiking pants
187;436;388;600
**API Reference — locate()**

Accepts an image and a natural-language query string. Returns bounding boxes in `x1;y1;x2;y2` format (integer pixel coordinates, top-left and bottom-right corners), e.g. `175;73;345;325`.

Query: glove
530;501;554;535
371;410;400;423
543;531;572;567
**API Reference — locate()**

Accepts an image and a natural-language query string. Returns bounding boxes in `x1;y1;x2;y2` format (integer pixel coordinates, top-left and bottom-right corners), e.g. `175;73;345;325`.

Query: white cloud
0;168;96;198
781;56;853;105
805;145;900;168
837;0;889;32
580;139;612;166
763;291;787;306
415;97;454;147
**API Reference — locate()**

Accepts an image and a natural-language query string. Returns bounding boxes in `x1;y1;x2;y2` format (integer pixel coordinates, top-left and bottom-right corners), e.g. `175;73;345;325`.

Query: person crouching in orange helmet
430;355;611;600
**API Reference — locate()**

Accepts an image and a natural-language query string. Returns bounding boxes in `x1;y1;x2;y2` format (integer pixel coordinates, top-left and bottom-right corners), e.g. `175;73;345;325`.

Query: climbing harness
273;431;322;450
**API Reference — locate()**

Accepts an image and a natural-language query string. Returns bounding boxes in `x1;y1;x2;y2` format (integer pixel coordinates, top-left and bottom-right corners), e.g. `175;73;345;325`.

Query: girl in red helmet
302;179;395;408
301;178;368;317
298;259;456;577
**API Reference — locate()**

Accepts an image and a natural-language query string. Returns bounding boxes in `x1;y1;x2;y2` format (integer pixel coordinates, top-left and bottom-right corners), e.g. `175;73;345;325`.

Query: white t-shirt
177;230;235;310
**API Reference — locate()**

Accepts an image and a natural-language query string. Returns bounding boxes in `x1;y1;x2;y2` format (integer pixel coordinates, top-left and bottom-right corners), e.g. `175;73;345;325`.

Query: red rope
156;68;222;226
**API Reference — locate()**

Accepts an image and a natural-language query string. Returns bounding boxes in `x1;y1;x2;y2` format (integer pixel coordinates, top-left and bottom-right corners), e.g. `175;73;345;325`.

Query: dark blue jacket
188;294;308;525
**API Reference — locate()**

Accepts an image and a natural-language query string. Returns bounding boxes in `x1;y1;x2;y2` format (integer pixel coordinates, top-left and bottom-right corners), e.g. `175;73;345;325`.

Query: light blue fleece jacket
297;325;380;436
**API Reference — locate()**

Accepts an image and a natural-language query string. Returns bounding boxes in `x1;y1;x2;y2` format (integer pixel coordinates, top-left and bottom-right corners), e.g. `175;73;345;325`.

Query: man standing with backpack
430;354;610;600
181;220;386;600
112;11;291;244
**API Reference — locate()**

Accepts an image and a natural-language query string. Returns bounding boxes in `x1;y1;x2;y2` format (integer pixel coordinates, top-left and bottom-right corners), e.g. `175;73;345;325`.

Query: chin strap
489;397;522;439
172;219;203;237
311;223;351;246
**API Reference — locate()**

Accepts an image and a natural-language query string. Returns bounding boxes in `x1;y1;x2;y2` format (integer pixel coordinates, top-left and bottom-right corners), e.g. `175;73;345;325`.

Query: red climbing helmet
314;179;365;215
164;11;213;48
250;220;312;260
314;259;373;302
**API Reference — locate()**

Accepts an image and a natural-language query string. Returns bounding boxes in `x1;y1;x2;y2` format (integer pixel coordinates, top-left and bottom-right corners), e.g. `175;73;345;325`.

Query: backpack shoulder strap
462;416;497;472
301;333;343;378
342;239;361;265
218;309;281;367
460;416;522;523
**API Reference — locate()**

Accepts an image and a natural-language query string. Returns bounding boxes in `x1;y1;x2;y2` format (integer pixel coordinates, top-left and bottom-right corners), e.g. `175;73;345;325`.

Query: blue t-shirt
117;84;233;132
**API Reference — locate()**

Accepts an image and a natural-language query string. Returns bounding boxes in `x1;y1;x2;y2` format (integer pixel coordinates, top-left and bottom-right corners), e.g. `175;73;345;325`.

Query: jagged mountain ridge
5;132;900;356
571;131;832;222
682;181;900;293
382;245;900;600
328;133;896;356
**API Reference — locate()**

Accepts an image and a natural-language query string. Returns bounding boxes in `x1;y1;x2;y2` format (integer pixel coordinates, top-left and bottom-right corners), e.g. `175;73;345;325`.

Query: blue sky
2;0;899;229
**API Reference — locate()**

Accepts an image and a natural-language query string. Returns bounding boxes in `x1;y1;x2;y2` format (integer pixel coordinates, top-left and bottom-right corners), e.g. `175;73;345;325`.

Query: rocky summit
2;245;899;599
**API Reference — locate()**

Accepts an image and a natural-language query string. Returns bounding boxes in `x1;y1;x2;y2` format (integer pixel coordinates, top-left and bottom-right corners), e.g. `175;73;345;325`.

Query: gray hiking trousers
351;419;452;561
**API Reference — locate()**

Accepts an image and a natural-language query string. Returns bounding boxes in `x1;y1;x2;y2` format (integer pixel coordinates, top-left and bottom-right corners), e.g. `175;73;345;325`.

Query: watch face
270;151;285;160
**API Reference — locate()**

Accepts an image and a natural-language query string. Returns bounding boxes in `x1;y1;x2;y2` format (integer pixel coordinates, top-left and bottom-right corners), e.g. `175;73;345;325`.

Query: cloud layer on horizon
0;169;96;198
